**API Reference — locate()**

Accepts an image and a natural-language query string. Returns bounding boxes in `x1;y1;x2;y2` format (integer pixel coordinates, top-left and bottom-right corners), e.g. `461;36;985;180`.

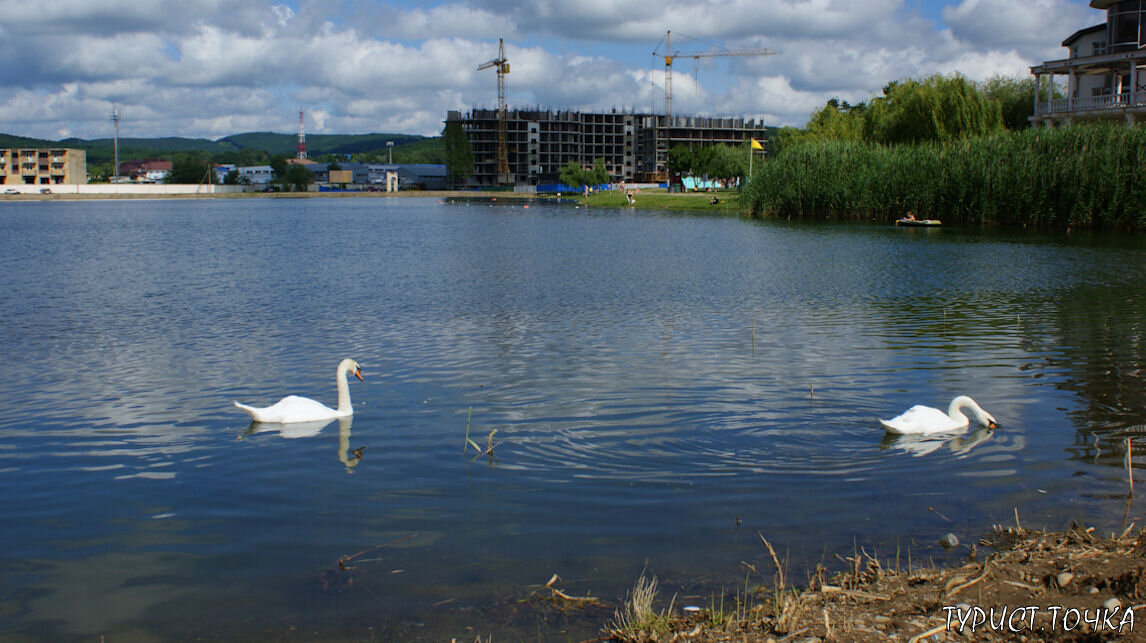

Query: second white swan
234;358;363;424
879;395;997;435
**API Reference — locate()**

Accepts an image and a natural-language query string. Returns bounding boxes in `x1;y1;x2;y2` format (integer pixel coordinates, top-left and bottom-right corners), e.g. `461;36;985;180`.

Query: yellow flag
750;138;763;150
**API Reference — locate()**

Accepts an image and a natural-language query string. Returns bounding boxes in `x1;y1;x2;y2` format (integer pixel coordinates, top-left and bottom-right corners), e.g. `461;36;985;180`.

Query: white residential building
1030;0;1146;126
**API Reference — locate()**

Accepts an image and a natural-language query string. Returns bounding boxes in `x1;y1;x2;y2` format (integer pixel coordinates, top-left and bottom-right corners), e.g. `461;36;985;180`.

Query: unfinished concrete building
447;109;767;186
635;114;769;182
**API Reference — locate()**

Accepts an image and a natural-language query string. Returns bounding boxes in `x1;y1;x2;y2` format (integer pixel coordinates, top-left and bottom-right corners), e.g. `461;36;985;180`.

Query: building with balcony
0;148;86;185
447;108;768;186
1030;0;1146;126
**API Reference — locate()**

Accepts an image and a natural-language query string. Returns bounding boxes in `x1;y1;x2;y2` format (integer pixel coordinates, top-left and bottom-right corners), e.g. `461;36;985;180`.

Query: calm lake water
1;197;1145;640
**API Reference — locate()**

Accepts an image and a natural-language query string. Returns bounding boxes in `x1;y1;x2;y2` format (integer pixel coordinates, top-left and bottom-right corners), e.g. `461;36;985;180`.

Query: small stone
1104;597;1122;611
1088;586;1100;594
1056;572;1074;587
939;533;959;549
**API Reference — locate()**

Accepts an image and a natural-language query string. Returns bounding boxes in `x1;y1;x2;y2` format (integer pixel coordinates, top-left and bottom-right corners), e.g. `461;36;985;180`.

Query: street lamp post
387;141;393;165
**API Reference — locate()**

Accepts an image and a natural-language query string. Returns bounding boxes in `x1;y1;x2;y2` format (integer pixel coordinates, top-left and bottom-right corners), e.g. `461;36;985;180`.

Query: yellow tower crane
477;38;511;184
654;30;775;121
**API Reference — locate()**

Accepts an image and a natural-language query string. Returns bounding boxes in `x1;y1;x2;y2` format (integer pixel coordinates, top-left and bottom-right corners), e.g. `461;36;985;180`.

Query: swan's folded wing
240;395;337;423
879;405;953;434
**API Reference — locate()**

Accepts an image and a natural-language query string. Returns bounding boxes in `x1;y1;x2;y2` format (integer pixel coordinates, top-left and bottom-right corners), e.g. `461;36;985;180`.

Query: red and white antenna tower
297;109;307;159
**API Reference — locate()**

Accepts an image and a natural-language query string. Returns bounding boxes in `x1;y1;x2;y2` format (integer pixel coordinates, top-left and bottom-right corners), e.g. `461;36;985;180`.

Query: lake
1;197;1144;640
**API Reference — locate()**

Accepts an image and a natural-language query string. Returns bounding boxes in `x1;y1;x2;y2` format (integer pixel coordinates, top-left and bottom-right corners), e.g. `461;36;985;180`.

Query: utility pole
297;109;307;159
110;105;121;182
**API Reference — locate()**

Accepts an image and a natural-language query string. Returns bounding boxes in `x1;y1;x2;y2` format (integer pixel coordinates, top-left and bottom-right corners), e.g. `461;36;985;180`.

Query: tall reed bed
744;124;1146;230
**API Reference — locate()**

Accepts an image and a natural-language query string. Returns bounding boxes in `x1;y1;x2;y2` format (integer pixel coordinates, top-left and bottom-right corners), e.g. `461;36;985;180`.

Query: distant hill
0;131;442;166
221;132;429;157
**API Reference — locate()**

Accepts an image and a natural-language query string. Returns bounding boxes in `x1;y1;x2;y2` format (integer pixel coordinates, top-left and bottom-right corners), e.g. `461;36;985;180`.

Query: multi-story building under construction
446;108;767;186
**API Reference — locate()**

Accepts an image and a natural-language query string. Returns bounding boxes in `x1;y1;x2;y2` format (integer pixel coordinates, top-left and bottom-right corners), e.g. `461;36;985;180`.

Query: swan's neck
335;363;353;414
947;396;976;421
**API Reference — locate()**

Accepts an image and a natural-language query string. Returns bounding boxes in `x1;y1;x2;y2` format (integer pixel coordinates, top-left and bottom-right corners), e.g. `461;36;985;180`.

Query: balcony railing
1034;90;1146;116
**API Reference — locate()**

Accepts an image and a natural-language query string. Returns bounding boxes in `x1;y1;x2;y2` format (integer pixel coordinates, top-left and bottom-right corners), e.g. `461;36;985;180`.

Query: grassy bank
743;123;1146;231
579;188;744;214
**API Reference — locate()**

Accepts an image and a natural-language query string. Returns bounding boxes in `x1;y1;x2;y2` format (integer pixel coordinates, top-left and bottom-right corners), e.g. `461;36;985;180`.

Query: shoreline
1;187;748;214
592;522;1145;642
0;189;541;202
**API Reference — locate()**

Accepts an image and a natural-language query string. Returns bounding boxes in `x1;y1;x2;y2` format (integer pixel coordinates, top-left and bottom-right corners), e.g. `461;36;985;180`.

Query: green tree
166;153;213;184
863;74;1004;144
707;144;747;183
559;160;588;189
282;164;314;192
559;158;610;190
588;158;609;185
442;121;474;187
773;126;813;153
667;144;696;177
805;98;866;141
978;74;1064;131
269;155;289;180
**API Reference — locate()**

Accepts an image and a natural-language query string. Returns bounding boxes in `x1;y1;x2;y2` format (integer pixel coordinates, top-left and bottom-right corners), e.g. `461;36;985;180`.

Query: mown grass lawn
578;188;745;214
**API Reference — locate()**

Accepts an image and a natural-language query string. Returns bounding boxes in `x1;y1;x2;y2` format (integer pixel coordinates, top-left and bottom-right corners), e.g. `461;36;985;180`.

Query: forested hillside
0;131;443;177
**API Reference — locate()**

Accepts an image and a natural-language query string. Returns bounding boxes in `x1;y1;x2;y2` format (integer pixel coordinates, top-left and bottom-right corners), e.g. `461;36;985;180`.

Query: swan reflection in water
241;415;364;471
880;426;995;458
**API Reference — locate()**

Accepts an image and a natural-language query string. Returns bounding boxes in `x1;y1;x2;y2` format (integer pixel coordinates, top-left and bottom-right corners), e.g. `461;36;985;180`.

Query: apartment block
448;108;767;186
0;148;87;185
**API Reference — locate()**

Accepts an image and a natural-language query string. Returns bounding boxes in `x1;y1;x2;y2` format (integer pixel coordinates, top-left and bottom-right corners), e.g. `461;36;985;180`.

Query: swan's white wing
235;395;338;423
879;405;967;435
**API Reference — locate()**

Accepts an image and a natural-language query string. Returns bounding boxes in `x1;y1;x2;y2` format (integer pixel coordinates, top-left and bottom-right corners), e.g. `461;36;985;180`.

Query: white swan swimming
879;395;997;435
234;358;363;424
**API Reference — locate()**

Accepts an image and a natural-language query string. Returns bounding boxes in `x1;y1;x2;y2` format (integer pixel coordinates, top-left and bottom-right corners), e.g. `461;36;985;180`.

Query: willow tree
560;158;609;190
863;74;1004;145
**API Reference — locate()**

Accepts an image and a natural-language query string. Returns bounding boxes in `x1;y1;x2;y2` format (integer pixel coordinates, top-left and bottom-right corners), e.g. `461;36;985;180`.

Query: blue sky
0;0;1103;140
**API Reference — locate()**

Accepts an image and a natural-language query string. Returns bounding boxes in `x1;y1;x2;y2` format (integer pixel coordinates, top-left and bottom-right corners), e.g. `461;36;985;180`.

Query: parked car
39;188;51;194
3;188;18;195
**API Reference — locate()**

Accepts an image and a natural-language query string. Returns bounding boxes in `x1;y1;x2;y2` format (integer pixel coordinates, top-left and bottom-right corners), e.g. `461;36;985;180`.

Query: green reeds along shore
743;123;1146;231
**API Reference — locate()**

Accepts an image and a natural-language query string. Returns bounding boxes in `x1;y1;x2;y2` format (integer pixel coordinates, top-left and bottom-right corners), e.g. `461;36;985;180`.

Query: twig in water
1120;522;1136;539
464;407;479;454
759;532;786;590
1126;438;1134;495
337;533;418;568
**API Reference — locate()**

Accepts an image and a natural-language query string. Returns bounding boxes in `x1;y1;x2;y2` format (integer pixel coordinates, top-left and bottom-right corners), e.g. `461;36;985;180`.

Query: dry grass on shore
598;523;1145;642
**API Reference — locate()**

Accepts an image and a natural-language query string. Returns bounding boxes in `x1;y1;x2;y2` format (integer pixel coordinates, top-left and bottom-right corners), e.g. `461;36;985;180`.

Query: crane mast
477;38;511;184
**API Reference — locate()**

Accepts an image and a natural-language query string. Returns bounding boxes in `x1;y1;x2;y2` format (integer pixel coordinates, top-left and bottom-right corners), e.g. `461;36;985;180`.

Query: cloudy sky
0;0;1103;141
